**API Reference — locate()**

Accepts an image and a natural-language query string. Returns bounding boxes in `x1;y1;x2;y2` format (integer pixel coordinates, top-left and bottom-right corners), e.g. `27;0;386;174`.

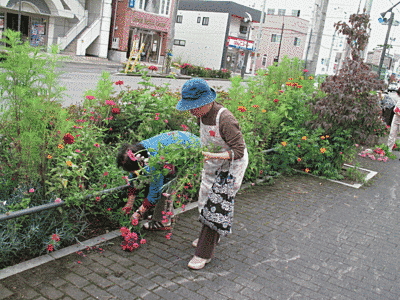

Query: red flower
131;218;139;226
115;80;124;85
63;133;75;144
273;99;279;103
47;244;54;252
112;107;120;114
209;130;216;136
148;65;159;71
51;234;60;242
103;172;109;176
85;95;95;100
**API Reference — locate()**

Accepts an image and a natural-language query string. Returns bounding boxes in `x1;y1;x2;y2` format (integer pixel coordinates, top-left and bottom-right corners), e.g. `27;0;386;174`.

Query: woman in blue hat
176;78;249;269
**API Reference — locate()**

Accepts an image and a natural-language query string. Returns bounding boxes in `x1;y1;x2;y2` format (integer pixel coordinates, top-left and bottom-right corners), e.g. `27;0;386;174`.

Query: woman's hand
122;195;135;214
202;151;230;160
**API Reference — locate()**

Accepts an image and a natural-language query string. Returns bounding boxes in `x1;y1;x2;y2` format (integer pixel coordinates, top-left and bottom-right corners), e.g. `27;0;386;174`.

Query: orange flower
58;144;64;149
301;136;307;140
237;106;247;112
261;109;267;113
281;141;287;146
320;136;325;140
66;160;73;167
47;155;53;159
305;168;310;173
297;157;302;162
320;148;327;154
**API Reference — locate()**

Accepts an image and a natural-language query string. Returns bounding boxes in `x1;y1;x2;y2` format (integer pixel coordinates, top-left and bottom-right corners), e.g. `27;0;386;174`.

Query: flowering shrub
178;63;231;79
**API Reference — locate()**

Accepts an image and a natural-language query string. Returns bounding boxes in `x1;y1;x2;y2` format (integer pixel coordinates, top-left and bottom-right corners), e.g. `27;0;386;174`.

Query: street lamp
378;1;400;79
240;12;252;79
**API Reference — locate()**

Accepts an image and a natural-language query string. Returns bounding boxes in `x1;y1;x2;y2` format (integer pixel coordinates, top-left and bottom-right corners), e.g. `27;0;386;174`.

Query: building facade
253;14;309;71
173;1;261;72
0;0;112;58
108;0;175;64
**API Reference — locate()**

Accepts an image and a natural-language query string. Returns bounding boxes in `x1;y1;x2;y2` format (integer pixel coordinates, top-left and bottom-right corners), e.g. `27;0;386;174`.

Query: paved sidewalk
1;148;400;299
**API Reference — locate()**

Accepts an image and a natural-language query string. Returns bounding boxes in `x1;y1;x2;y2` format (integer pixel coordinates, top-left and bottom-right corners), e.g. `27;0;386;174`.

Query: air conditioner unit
111;37;119;49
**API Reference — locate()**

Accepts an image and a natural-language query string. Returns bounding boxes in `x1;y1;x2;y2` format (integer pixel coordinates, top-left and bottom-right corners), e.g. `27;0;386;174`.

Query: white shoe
188;255;211;270
192;237;220;248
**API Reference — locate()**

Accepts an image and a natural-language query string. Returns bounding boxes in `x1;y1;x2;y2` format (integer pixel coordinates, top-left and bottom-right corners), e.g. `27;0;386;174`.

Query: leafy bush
309;13;387;145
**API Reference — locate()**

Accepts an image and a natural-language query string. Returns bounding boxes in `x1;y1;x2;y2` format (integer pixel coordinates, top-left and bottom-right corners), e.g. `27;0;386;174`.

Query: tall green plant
309;13;386;144
0;29;70;187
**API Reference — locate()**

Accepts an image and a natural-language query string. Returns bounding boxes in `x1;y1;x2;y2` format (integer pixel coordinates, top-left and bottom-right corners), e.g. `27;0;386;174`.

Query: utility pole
250;0;266;75
164;0;180;74
18;0;22;32
326;32;335;74
275;21;284;63
306;0;329;74
378;11;395;79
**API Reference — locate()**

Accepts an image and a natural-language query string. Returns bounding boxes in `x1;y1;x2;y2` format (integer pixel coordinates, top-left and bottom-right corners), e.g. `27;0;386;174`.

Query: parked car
388;82;398;92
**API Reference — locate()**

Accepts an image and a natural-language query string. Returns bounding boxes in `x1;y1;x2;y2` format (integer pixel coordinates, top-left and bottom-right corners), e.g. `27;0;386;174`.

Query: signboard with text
128;0;135;8
227;36;254;51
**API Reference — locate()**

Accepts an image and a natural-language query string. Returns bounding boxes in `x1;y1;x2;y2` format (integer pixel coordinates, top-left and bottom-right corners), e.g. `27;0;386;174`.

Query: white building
173;1;261;72
0;0;112;58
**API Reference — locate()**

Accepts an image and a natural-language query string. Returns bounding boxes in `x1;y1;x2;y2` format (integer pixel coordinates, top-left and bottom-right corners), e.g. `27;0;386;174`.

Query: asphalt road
59;62;234;107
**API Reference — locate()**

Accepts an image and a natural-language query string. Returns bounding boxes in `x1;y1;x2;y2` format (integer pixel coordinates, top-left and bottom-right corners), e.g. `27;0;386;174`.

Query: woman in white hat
176;78;248;269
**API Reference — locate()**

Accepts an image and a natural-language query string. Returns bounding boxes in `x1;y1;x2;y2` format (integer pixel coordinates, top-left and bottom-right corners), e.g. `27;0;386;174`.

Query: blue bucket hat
176;78;216;111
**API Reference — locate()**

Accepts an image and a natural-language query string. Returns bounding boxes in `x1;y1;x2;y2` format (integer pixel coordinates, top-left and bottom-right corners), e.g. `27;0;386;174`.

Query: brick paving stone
0;283;13;300
86;273;115;289
63;273;90;288
62;283;90;300
39;283;65;299
82;284;114;300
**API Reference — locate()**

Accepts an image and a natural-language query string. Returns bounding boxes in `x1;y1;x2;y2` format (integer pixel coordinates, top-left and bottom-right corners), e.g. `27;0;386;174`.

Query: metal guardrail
0;149;278;223
0;185;128;222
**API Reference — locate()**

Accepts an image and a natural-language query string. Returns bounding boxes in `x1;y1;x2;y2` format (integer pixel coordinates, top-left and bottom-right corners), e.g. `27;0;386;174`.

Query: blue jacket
129;131;200;204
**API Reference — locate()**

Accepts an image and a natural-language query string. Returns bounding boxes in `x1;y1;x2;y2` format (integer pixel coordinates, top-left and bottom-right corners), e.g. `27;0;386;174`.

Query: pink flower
164;119;169;123
75;149;81;153
54;198;62;203
96;196;101;201
131;218;139;226
115;80;124;85
47;244;54;252
103;172;109;176
155;116;160;120
155;113;160;116
85;95;95;100
29;188;35;193
140;239;147;244
105;100;116;106
111;107;120;114
303;69;309;73
120;227;130;237
273;99;279;103
181;124;189;131
51;234;60;242
94;143;100;147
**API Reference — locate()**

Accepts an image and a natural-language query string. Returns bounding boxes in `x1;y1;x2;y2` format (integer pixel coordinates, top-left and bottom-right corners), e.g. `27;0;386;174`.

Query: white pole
251;0;266;75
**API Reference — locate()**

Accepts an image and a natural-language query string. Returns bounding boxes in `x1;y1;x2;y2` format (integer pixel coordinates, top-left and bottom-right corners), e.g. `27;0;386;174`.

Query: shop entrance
7;13;29;42
127;28;161;63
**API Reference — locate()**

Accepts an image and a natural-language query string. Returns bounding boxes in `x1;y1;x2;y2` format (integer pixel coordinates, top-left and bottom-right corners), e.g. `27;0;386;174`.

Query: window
262;55;267;66
267;8;275;15
271;34;281;43
176;15;183;23
239;25;248;34
173;39;186;46
321;58;325;65
197;17;201;23
278;9;286;16
292;10;300;17
136;0;171;16
202;17;209;25
294;37;301;46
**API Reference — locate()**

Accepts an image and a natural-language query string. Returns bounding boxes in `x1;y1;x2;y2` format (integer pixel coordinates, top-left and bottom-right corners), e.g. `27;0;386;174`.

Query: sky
214;0;400;54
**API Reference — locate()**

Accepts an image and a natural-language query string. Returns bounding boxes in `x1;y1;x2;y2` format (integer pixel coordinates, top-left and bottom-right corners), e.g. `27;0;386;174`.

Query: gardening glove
202;151;231;160
122;194;135;214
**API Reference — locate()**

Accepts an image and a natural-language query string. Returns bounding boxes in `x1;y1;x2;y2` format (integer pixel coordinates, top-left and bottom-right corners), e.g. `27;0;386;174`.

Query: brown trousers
194;225;220;259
